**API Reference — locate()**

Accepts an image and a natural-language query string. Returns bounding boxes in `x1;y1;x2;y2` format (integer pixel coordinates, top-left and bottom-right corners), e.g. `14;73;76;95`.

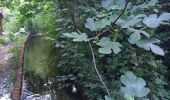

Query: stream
22;37;81;100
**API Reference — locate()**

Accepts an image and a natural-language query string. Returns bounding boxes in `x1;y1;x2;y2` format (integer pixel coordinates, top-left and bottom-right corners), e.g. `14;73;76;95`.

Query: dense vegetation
1;0;170;100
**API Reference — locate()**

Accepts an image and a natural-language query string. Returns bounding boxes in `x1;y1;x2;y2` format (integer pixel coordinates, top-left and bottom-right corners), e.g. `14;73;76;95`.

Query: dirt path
0;44;13;100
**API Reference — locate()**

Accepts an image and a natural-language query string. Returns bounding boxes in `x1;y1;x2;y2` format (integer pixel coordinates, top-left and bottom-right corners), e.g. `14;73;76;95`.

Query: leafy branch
90;0;129;40
62;31;112;97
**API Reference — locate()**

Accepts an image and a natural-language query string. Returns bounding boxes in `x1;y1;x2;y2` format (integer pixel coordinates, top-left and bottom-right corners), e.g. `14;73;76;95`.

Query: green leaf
150;44;164;56
115;0;126;9
122;18;142;28
107;5;121;10
97;37;122;54
119;14;146;28
128;31;141;44
143;13;170;28
78;6;97;13
101;18;111;26
105;95;113;100
122;14;146;28
62;32;89;42
101;0;113;9
121;87;134;97
139;30;150;38
133;0;158;9
85;18;97;31
85;18;111;31
136;87;150;97
85;83;98;89
120;71;150;98
146;0;158;7
136;78;150;97
121;71;137;85
101;0;121;10
128;28;150;44
136;38;164;56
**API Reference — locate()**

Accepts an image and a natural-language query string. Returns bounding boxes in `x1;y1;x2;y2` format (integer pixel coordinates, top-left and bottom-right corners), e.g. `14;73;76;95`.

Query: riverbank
0;44;13;100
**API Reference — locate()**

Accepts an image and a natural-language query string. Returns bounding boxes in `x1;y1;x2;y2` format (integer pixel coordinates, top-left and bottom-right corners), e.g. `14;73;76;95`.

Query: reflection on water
24;37;55;79
0;93;11;100
0;77;12;100
23;37;80;100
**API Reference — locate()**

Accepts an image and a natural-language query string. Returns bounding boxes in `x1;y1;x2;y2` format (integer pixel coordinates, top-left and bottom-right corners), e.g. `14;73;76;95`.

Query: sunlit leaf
105;95;113;100
143;13;170;28
85;18;111;31
136;38;164;56
62;32;89;42
120;71;150;98
122;14;146;28
133;0;158;9
101;0;113;9
128;28;150;44
128;31;141;44
101;0;121;10
97;37;122;54
85;18;97;31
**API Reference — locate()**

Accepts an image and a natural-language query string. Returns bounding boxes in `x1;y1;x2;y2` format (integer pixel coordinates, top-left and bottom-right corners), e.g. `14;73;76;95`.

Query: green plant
2;0;170;99
56;0;170;99
120;71;150;100
0;37;5;44
10;34;26;82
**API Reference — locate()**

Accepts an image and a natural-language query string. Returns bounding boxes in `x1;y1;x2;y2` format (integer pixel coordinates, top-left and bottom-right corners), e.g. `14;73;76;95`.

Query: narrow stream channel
22;37;81;100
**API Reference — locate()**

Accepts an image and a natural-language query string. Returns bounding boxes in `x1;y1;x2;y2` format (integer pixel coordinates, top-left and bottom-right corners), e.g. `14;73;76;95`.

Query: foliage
2;0;170;100
136;38;164;56
0;37;5;44
120;71;150;99
55;0;170;99
62;32;89;42
9;34;26;82
96;37;122;54
143;13;170;28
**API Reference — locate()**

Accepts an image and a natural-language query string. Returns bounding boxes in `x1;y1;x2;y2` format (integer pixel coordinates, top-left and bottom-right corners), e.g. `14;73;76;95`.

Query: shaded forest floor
0;44;13;99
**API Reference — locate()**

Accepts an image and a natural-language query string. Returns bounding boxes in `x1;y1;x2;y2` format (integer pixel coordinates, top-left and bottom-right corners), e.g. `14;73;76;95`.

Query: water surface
23;37;80;100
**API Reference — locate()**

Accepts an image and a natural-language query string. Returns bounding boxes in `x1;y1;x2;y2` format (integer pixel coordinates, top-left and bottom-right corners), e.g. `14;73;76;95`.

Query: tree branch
88;42;111;97
90;0;129;40
111;0;129;26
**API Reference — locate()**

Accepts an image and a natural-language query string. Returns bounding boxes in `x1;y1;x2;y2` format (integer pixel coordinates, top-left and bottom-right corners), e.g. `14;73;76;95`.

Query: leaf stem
90;0;129;40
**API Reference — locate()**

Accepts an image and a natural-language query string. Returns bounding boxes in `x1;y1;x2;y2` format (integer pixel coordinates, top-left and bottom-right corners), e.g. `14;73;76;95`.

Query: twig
111;0;129;26
90;0;129;40
88;42;111;97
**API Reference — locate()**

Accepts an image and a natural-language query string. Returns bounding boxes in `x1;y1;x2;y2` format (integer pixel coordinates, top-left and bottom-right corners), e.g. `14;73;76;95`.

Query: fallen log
12;33;31;100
